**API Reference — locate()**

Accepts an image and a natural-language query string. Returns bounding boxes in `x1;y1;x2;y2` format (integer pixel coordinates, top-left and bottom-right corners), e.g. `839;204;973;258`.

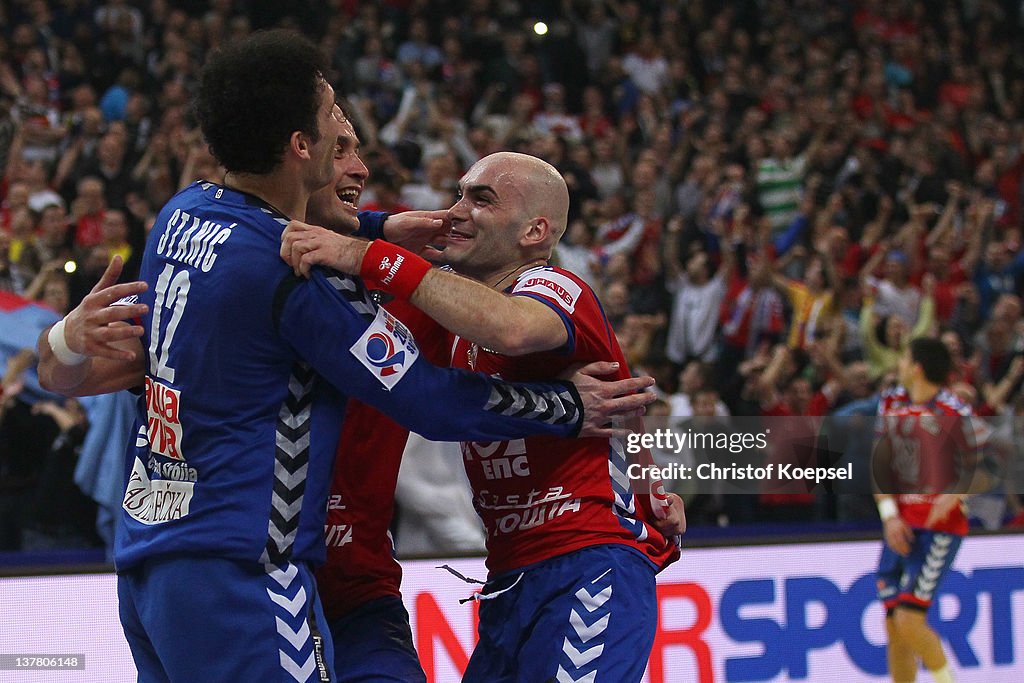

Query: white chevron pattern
268;563;298;589
562;638;604;668
570;609;610;643
275;616;310;651
556;665;597;683
575;584;612;612
266;585;307;618
915;534;953;597
279;651;315;683
264;362;315;565
326;275;377;319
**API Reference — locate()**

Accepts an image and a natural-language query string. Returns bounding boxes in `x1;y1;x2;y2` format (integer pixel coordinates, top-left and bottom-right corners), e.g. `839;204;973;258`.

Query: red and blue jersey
451;265;679;576
876;386;986;535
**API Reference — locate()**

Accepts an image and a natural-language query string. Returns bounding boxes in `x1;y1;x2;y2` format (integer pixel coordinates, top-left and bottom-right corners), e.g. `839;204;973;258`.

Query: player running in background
283;151;684;682
37;33;653;683
874;337;989;683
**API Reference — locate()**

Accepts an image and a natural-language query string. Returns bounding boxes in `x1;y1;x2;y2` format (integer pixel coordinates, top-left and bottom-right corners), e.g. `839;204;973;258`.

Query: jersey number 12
149;264;191;383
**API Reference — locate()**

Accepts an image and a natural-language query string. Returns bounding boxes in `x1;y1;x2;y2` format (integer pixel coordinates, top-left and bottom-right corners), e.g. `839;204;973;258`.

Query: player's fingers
285;238;313;275
300;251;322;278
602;375;657;398
89;255;124;295
280;234;293;263
88;341;140;362
283;219;315;237
896;529;913;555
603;391;655;416
419;209;448;221
88;322;145;344
88;280;148;308
572;361;621;378
93;303;148;325
283;236;305;265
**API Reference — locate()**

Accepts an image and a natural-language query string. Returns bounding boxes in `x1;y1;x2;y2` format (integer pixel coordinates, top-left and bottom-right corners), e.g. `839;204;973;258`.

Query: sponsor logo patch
145;377;184;460
514;270;582;313
350;306;419;389
122;457;195;525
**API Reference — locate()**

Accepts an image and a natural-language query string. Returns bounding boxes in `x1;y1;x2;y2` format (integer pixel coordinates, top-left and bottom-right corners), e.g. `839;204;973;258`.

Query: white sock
930;665;954;683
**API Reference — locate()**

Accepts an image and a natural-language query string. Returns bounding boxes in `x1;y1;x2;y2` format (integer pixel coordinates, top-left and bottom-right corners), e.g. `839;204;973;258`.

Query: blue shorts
463;544;658;683
877;529;963;612
329;595;425;682
118;556;335;683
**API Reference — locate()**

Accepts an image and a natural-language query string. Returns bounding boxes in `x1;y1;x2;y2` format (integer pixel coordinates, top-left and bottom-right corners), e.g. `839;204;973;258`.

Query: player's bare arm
282;223;568;355
37;255;148;396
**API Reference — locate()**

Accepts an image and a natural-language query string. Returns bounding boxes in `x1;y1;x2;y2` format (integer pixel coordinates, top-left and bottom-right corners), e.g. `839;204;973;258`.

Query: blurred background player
874;337;989;683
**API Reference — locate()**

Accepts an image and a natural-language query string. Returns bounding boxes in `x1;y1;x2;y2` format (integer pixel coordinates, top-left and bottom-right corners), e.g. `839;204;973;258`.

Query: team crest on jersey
351;306;419;389
513;270;582;313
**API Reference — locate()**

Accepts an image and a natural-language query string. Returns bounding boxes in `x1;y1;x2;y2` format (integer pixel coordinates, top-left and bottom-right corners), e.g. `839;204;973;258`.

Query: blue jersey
116;182;582;570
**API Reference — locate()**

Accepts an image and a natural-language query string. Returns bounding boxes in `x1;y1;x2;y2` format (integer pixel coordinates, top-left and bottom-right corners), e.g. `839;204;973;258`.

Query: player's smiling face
444;156;529;284
306;117;368;233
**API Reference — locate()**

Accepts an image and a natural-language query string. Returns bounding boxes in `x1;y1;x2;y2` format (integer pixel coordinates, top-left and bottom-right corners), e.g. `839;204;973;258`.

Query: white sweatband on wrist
48;319;88;366
877;497;898;521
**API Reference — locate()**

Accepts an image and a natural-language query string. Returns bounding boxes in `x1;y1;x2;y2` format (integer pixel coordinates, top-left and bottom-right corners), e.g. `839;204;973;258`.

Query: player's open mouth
448;228;473;241
336;188;360;209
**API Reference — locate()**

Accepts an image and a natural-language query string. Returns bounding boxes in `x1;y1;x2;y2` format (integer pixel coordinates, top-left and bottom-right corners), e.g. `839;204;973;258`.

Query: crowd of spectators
3;0;1024;554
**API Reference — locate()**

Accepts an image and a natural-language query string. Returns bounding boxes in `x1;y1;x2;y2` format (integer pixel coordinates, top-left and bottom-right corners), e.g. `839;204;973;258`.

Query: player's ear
290;130;311;161
522;216;550;247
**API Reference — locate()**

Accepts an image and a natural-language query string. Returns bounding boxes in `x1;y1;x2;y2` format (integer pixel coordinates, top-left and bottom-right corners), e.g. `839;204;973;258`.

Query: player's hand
654;492;686;537
382;210;449;261
883;516;914;556
924;493;962;528
281;220;370;277
569;361;656;438
62;255;148;362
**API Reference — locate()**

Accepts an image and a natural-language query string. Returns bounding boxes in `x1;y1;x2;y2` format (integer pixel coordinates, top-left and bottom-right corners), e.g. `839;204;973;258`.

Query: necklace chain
492;258;548;291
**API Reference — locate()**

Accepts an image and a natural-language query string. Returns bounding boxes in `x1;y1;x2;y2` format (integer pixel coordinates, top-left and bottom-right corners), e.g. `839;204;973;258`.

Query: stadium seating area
2;0;1024;557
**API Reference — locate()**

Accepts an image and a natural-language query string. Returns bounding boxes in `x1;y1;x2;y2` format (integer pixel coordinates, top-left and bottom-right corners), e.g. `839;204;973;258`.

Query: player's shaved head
446;151;574;283
480;151;569;245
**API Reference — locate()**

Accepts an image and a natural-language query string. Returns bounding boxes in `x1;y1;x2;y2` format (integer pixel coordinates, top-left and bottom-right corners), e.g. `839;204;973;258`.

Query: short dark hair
194;29;328;174
909;337;952;385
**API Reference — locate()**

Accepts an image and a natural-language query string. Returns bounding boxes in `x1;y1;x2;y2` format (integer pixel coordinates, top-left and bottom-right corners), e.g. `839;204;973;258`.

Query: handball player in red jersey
282;151;686;682
874;337;989;683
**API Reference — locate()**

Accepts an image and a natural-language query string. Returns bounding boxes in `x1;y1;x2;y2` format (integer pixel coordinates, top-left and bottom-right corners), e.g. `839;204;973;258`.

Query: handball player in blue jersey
37;31;655;683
